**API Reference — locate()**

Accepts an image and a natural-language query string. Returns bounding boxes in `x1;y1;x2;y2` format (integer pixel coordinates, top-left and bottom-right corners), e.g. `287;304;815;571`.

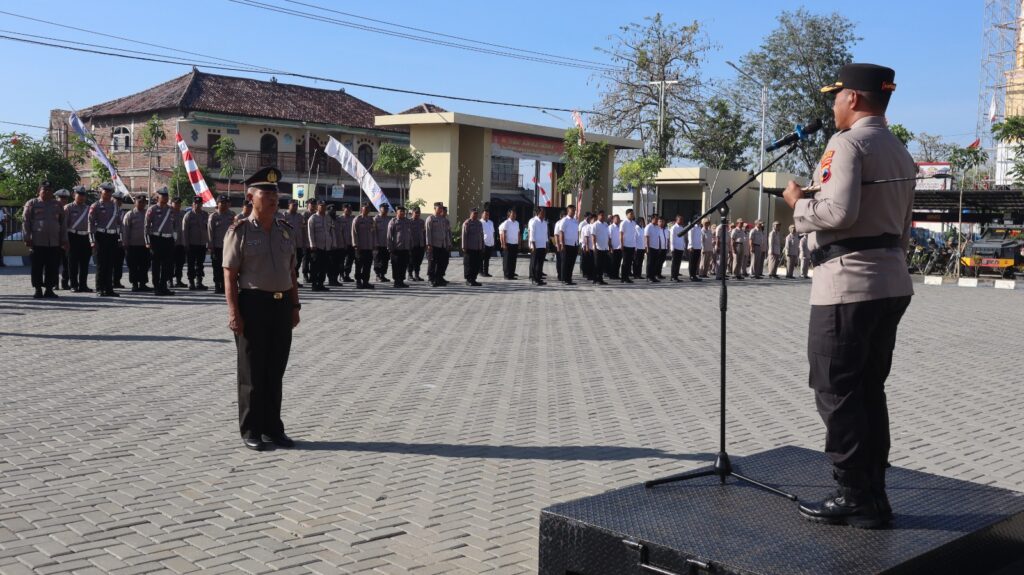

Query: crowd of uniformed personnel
19;178;818;299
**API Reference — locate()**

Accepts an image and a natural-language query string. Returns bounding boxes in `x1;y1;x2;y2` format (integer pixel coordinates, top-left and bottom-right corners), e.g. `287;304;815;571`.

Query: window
112;127;130;151
207;134;221;169
490;156;518;189
260;134;278;168
357;144;374;169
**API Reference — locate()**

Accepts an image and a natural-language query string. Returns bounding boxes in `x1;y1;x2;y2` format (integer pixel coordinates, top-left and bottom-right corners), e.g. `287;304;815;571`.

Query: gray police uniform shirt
352;215;375;250
424;215;451;248
222;216;297;292
730;227;748;251
65;202;90;237
336;214;354;249
373;215;393;249
171;209;186;246
462;219;483;251
183;209;210;247
387;217;414;251
768;229;782;255
281;211;307;249
146;204;175;238
410;217;425;248
88;199;121;243
122;209;148;247
22;198;67;247
329;215;346;250
208;210;236;249
307;213;334;250
749;228;764;248
785;232;800;257
793;115;916;306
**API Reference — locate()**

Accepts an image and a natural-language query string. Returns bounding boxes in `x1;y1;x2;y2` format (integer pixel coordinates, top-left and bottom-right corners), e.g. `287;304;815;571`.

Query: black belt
240;289;289;300
810;233;901;266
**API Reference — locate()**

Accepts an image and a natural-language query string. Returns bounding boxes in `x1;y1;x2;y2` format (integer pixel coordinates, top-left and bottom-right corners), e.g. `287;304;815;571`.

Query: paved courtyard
0;262;1022;574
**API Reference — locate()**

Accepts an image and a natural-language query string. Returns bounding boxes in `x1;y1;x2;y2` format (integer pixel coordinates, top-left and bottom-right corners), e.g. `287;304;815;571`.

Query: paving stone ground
1;261;1022;574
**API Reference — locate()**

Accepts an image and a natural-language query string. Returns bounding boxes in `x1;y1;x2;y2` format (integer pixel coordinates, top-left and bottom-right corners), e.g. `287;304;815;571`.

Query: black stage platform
539;446;1024;575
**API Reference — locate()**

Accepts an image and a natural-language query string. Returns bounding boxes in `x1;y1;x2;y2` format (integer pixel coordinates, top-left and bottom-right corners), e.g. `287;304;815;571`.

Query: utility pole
647;79;679;214
727;61;768;222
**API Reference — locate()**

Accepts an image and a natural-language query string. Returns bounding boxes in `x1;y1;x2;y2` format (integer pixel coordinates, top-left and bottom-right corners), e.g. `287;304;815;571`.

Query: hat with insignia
217;194;230;203
156;187;169;196
99;182;115;193
39;179;53;190
433;201;444;208
54;188;70;198
244;166;282;191
73;186;88;195
192;195;203;204
820;63;896;94
134;194;148;202
469;206;479;213
395;205;406;211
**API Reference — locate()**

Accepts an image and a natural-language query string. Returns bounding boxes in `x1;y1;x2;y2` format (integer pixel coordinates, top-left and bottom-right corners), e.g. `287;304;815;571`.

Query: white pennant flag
68;112;132;198
989;94;997;123
324;136;389;211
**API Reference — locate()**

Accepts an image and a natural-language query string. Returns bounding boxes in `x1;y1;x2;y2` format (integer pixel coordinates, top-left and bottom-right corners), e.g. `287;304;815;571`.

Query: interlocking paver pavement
1;263;1022;573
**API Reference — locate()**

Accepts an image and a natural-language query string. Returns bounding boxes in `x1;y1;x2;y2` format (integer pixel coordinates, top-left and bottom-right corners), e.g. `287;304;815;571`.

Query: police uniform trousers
328;248;343;284
236;289;292;439
127;245;151;286
342;246;356;279
659;249;669;277
620;247;635;279
463;249;482;282
786;255;799;278
390;249;410;285
561;245;578;283
503;243;519;279
529;247;546;282
427;246;449;283
670;250;685;280
700;248;714;277
610;249;622;279
355;248;374;285
593;249;609;282
293;247;304;282
59;246;70;288
645;249;661;280
373;247;390;279
210;247;225;289
173;244;187;282
732;244;746;278
409;246;424;279
301;247;311;282
689;249;702;280
801;256;812;277
809;296;911;491
67;233;92;289
633;247;645;278
482;245;493;275
113;244;125;285
94;233;118;293
751;244;765;277
554;247;564;281
187;245;206;282
309;248;329;287
29;245;61;289
768;252;782;277
149;235;175;289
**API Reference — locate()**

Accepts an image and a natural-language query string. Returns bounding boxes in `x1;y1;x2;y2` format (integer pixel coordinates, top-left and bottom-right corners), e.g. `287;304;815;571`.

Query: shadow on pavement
295;440;713;462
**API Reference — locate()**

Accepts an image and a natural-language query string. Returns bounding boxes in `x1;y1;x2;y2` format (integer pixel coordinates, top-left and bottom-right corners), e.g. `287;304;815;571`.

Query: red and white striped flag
538;185;551;207
572;110;586;145
176;132;215;207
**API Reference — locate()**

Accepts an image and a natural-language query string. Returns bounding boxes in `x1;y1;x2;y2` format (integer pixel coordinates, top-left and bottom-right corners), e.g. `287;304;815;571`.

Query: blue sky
0;0;984;158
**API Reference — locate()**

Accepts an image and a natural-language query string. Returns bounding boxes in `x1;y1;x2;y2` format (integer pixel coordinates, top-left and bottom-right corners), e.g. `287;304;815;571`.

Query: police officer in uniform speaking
783;63;915;529
222;167;300;451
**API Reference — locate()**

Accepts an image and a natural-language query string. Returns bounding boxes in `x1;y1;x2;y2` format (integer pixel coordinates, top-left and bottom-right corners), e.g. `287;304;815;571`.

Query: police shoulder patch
277;218;293;229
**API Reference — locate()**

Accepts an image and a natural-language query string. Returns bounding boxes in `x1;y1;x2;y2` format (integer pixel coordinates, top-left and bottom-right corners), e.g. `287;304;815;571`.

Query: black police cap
156;187;169;196
821;63;896;94
99;182;115;193
244;166;282;191
217;195;230;203
192;196;203;204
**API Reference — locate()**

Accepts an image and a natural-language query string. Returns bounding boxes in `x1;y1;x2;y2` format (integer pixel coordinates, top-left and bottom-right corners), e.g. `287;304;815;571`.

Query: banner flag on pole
67;112;131;198
572;110;586;145
175;132;215;207
989;94;997;123
324;136;389;211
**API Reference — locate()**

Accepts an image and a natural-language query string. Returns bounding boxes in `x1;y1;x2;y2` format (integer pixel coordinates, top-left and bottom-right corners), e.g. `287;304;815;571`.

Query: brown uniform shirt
171;208;186;246
335;214;354;248
410;217;425;248
730;227;748;252
461;219;483;251
749;228;764;248
373;215;393;248
65;202;90;235
88;200;121;243
307;213;333;250
387;217;414;251
22;198;67;247
424;215;451;248
222;216;297;292
122;208;148;247
768;229;782;255
208;210;236;249
146;204;175;237
281;211;307;248
183;209;210;246
351;215;375;250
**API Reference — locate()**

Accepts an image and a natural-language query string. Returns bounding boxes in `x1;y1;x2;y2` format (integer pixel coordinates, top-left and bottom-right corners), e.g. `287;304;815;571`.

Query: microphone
765;119;823;152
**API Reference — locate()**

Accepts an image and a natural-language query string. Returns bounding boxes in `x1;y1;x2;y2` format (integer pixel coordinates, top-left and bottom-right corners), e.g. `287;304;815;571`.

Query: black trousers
530;248;546;282
328;248;343;283
149;236;175;289
374;247;390;279
342;246;355;278
580;249;593;280
409;246;425;278
464;249;482;281
390;249;410;284
187;245;206;282
555;247;564;281
503;244;519;279
621;247;635;279
301;247;311;281
59;247;70;286
689;249;702;279
94;233;118;292
593;250;609;282
309;249;328;286
671;250;685;279
172;244;186;282
236;290;292;438
482;246;493;275
659;249;669;277
30;245;61;288
561;245;578;282
356;249;373;284
427;246;449;282
809;296;912;484
211;247;224;289
610;249;622;279
113;245;125;283
646;250;660;280
633;247;645;278
294;247;304;281
127;245;150;286
67;233;91;289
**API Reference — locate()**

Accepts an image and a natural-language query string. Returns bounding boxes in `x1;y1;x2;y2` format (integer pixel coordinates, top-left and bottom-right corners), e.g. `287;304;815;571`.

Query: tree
167;162;216;202
592;13;712;161
685;97;756;170
0;132;79;205
372;143;426;207
561;128;609;210
732;8;859;173
889;123;914;147
140;114;166;195
406;197;427;213
212;136;237;192
616;154;663;217
913;132;954;163
948;145;988;190
992;116;1024;185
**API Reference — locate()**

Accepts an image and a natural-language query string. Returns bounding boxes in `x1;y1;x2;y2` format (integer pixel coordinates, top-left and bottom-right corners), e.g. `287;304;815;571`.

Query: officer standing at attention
800;233;812;278
306;200;333;291
183;196;210;290
112;193;127;289
669;214;688;282
171;196;188;288
784;63;914;528
282;199;306;288
498;208;520;280
89;183;121;297
687;217;704;282
351;203;376;289
461;207;484;286
123;195;151;292
700;218;714;278
618;209;636;283
222;167;299;452
146;187;177;296
425;202;452;286
557;205;579;285
480;209;496;277
208;195;236;294
608;214;622;280
53;188;72;290
386;205;413;288
730;218;748;279
590;210;611;285
65;187;93;292
373;203;393;283
767;221;783;279
527;206;547;286
23;180;67;299
749;220;766;279
784;224;801;279
325;205;343;286
337;203;356;283
408;207;426;282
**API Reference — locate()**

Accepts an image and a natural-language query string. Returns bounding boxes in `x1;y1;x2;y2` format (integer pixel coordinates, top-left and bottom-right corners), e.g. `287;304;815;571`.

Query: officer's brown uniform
64;199;92;291
89;197;121;294
785;231;800;278
461;218;484;284
281;210;306;283
122;205;150;289
730;226;748;278
335;213;355;281
208;208;236;293
351;213;376;288
386;216;413;287
23;195;67;292
408;215;426;281
424;213;451;285
748;226;765;278
768;227;783;278
372;213;393;281
146;201;176;294
306;212;333;290
183;207;210;288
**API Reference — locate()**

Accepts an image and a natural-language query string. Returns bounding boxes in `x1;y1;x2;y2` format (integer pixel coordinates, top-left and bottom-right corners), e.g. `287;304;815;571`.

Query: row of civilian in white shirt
512;209;705;253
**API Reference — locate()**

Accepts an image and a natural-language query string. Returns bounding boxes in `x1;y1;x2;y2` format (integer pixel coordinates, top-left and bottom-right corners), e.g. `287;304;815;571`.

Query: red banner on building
491;131;564;163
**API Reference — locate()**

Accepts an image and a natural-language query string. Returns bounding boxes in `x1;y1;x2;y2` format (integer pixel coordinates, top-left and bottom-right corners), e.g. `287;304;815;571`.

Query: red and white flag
572;110;586;145
176;132;215;207
538;185;551;207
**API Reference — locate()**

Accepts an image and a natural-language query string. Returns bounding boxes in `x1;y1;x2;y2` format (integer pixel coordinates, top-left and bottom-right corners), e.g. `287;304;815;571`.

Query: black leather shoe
871;465;893;524
394;282;409;288
33;288;43;299
175;281;187;288
799;488;885;529
43;288;59;298
114;282;126;289
243;436;266;451
261;433;295;448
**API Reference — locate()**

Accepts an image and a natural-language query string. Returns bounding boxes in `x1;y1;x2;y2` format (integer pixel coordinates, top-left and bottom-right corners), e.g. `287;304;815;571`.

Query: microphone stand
645;141;802;501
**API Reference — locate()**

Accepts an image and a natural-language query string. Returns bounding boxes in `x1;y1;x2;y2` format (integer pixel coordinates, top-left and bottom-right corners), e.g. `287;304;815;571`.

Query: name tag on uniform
246;240;262;247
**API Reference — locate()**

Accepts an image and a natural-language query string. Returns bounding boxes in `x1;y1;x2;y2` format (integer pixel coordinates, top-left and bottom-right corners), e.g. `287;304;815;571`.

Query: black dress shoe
394;282;409;288
799;489;885;529
565;280;576;285
44;288;59;298
80;287;95;293
114;282;126;289
174;281;187;288
243;436;266;451
139;284;153;291
33;288;43;299
261;433;295;448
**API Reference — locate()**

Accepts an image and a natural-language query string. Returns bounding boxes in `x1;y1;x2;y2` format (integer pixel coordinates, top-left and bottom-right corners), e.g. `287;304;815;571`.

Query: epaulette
278;218;293;229
228;220;244;232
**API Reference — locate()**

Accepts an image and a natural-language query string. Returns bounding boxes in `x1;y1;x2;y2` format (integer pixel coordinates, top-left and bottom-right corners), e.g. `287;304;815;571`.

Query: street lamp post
726;61;768;222
647;80;679;215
